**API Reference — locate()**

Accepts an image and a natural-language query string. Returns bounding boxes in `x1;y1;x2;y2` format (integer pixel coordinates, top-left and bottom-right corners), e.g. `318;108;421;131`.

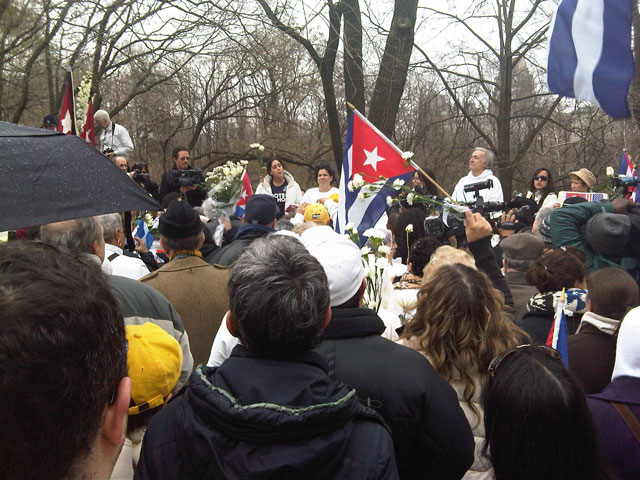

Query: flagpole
345;102;457;203
67;65;77;136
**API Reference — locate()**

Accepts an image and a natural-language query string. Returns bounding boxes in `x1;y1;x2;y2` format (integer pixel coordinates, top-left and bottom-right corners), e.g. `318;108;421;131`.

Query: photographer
550;198;640;277
94;109;134;159
159;146;207;207
131;162;160;201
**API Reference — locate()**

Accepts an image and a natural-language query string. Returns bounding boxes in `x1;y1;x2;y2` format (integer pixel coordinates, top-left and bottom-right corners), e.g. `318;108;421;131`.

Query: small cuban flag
546;288;569;367
133;219;154;250
235;170;253;217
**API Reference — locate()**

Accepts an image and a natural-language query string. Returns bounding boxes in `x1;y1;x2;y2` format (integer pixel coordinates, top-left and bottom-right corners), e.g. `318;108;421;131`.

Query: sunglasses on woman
488;344;562;380
533;175;548;181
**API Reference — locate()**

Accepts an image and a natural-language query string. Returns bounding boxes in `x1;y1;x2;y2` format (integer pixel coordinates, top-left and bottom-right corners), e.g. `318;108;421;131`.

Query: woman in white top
255;158;302;219
301;164;339;204
526;167;558;213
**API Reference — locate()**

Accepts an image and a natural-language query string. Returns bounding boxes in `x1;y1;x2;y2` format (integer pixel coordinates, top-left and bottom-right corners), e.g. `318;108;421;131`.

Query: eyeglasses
533;175;548;181
488;344;562;380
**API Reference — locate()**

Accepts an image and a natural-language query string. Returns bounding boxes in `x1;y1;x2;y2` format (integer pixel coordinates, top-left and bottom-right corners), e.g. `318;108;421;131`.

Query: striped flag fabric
133;219;154;250
336;109;414;245
234;169;253;217
559;191;608;204
546;289;569;367
547;0;634;119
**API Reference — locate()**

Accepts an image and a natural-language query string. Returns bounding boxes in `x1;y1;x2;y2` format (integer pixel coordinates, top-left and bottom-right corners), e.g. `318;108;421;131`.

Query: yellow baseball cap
304;203;331;225
126;323;183;415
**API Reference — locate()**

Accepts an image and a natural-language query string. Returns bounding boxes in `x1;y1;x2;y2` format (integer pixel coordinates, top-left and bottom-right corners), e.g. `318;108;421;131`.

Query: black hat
42;115;57;127
159;200;203;239
245;194;278;225
585;212;631;257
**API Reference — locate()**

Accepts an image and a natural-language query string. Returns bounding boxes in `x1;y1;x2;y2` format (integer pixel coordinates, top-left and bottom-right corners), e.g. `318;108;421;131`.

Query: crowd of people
3;120;640;480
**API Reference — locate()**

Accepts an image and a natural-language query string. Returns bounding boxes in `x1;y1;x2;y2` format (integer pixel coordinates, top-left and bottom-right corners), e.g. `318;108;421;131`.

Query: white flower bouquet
204;160;248;245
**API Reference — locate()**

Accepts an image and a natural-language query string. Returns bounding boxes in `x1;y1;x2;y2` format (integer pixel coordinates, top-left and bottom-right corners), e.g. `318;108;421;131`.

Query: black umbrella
0;121;161;231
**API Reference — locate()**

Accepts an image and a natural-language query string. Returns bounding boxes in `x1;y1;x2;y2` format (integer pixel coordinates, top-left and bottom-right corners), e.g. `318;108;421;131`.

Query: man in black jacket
209;194;278;266
136;236;398;479
300;226;475;480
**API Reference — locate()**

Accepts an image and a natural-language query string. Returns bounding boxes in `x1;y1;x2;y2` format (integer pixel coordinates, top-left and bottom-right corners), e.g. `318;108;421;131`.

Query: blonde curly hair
402;263;525;422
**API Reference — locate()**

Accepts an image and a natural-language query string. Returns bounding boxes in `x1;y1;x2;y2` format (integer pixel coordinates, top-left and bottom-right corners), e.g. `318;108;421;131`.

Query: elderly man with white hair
452;147;504;204
98;213;150;280
94;109;134;159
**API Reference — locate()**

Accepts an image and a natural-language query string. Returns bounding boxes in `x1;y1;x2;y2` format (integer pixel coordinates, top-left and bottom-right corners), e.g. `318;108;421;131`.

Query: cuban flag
80;97;95;145
235;169;253;217
618;150;639;201
547;0;634;119
336;109;414;245
546;290;569;367
133;219;154;250
57;69;77;135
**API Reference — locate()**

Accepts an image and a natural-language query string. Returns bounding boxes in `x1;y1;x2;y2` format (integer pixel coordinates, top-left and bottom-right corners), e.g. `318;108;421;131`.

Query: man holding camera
159;146;207;207
94;110;134;159
452;147;504;204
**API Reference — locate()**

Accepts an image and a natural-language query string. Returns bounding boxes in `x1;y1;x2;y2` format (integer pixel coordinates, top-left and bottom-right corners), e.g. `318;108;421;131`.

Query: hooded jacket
452;169;503;204
255;170;303;213
135;346;399;480
318;308;474;480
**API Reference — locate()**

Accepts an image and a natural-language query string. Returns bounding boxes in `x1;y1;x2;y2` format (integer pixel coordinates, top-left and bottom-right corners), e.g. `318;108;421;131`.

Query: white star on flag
61;110;73;134
362;146;385;171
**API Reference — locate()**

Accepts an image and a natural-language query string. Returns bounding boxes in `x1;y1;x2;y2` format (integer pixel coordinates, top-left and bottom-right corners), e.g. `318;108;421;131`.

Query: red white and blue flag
235;169;253;217
336;109;414;244
618;150;638;201
546;290;569;367
58;70;77;135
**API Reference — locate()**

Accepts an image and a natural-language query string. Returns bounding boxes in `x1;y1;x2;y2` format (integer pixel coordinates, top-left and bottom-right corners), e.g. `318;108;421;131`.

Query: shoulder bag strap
611;401;640;444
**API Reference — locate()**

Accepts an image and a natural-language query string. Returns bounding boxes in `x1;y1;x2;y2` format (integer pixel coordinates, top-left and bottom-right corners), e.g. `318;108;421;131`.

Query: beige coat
141;256;230;366
398;337;493;480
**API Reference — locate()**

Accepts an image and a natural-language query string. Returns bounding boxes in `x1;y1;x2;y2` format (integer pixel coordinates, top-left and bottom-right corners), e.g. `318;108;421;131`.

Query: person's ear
586;298;592;313
269;219;276;228
226;311;238;338
115;229;125;246
159;237;168;252
322;306;332;329
101;377;131;446
162;393;173;408
357;278;367;307
197;232;205;249
242;214;247;224
93;240;105;262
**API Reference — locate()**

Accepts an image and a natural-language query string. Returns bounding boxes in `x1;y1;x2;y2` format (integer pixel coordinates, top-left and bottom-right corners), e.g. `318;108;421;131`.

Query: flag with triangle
58;70;77;135
80;97;95;145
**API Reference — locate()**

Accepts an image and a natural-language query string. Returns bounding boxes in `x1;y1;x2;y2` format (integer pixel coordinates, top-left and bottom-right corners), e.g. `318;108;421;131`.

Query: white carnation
363;228;376;238
222;167;231;176
357;192;365;202
376;257;388;269
345;222;355;231
258;145;265;152
405;224;414;233
249;143;260;149
401;151;414;160
407;192;415;206
352;173;365;189
606;166;614;177
347;181;354;192
361;246;372;255
386;196;393;207
378;245;391;255
392;178;405;189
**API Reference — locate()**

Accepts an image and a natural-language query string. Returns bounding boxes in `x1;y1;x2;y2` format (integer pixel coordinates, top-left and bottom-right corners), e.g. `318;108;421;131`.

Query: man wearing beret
500;233;544;323
209;194;279;266
141;200;230;365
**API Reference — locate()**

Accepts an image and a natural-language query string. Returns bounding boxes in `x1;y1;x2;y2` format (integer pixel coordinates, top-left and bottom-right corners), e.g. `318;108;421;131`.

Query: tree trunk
342;0;365;114
629;0;640;159
368;0;418;137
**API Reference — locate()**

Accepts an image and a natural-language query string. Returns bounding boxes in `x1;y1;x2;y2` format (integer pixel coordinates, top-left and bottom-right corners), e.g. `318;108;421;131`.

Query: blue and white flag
547;0;634;119
336;111;414;246
133;219;154;249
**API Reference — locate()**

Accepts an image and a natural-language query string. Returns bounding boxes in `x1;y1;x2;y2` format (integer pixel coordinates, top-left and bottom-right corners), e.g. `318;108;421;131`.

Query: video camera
131;162;151;184
611;173;640;198
168;168;205;187
463;179;506;217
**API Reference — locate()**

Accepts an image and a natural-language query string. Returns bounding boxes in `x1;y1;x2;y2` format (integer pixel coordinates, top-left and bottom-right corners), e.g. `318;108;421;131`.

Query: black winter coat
135;346;399;480
316;308;475;480
209;224;274;266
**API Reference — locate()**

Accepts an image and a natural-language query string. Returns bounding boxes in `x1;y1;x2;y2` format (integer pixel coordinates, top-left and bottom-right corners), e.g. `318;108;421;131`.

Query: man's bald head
114;156;128;172
40;217;105;261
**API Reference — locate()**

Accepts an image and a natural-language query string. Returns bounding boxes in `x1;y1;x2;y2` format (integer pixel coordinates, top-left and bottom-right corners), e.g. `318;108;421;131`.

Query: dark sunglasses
488;344;562;380
533;175;548;181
